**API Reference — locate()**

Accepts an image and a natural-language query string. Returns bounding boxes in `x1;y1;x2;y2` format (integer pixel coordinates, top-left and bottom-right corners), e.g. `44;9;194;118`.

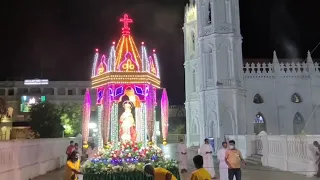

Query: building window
291;93;302;103
208;2;212;24
68;89;73;95
81;89;86;95
293;112;304;134
0;89;6;96
254;113;265;124
8;89;14;96
57;88;66;95
253;94;263;104
43;88;54;95
30;88;41;93
176;109;185;117
254;112;266;134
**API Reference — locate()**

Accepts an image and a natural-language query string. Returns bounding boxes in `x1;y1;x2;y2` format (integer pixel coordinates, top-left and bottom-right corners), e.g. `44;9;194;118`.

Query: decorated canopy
91;14;161;89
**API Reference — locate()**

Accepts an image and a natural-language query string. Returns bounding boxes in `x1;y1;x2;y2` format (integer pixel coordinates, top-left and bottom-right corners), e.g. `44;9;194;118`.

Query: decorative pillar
146;85;155;143
161;89;169;145
110;103;119;143
141;103;147;145
102;86;111;145
82;89;91;148
97;105;103;149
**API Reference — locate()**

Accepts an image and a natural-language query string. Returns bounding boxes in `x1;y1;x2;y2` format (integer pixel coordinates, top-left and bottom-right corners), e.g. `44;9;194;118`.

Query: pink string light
82;88;91;147
146;84;155;142
161;89;169;145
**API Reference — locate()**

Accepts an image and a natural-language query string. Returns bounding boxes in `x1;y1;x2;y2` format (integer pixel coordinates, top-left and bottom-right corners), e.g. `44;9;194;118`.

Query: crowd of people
64;140;97;180
177;138;246;180
62;139;245;180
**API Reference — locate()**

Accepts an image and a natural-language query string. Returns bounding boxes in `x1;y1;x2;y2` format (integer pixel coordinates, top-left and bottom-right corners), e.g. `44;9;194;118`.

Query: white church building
183;0;320;147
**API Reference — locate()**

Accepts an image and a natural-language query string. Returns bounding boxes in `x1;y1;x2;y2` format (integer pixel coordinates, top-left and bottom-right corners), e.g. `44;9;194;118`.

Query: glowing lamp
163;139;167;145
89;122;97;129
141;42;144;45
153;49;156;53
95;48;99;52
112;41;116;45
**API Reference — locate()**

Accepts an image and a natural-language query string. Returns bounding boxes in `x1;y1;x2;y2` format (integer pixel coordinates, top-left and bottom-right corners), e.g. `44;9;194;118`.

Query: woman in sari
64;151;82;180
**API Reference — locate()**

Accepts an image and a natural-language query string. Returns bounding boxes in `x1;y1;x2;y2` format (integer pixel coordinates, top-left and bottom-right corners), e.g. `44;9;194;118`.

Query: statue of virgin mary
119;101;137;142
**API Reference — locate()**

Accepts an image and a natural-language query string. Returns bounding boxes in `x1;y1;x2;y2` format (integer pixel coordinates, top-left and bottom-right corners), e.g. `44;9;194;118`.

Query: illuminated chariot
81;14;169;149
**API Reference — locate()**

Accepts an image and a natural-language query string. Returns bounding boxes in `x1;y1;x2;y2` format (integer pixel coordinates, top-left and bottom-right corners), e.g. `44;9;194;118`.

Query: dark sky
1;0;320;104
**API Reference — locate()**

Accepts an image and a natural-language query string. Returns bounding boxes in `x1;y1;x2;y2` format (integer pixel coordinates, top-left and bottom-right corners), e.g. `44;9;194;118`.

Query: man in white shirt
177;139;188;173
200;138;216;179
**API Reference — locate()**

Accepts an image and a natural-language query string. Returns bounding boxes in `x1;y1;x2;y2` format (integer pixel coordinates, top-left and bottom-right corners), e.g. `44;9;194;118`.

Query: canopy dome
91;14;161;89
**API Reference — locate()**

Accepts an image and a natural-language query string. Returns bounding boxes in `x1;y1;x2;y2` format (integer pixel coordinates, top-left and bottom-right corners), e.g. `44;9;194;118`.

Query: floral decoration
81;141;178;174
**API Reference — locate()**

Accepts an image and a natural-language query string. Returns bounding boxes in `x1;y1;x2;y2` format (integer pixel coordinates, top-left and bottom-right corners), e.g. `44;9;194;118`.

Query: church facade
183;0;320;147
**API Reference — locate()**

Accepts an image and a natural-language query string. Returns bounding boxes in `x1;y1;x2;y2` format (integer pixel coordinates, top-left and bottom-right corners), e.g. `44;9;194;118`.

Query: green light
41;96;46;102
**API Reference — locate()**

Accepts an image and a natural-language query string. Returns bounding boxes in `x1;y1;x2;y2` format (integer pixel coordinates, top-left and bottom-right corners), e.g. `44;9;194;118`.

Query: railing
226;134;320;177
256;135;263;155
0;137;80;180
157;134;185;143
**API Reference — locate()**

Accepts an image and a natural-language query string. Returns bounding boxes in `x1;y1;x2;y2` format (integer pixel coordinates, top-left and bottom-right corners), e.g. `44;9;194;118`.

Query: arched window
253;94;263;104
208;2;212;24
291;93;302;103
293;112;305;134
176;109;184;117
191;32;195;51
192;69;196;92
254;112;266;134
254;113;265;124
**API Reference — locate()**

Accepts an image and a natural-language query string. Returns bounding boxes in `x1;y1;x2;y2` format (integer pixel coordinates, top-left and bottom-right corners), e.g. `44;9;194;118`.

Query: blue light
109;88;113;97
115;86;124;97
134;85;143;95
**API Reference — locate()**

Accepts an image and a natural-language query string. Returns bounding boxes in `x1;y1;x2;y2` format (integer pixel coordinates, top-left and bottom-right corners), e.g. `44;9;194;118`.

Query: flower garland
81;141;178;174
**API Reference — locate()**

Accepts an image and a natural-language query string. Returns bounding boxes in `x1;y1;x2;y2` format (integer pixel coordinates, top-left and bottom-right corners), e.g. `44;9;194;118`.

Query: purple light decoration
146;84;155;142
96;88;104;105
161;88;169;145
82;88;91;146
102;85;112;145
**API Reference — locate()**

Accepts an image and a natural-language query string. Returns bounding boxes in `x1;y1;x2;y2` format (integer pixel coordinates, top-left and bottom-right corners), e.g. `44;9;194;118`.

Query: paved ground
33;144;319;180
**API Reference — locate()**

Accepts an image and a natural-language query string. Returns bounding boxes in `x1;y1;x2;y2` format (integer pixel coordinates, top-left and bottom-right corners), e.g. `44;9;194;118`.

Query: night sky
2;0;320;104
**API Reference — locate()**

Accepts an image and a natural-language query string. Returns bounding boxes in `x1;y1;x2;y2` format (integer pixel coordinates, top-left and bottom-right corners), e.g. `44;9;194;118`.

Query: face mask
229;145;235;149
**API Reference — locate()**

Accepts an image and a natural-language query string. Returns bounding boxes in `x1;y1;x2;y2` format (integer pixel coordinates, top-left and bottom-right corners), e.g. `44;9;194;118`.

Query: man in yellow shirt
190;155;211;180
144;164;177;180
225;140;246;180
64;151;82;180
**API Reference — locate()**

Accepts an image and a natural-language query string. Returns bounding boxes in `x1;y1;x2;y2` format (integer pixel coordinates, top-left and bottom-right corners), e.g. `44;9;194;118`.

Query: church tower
184;0;246;148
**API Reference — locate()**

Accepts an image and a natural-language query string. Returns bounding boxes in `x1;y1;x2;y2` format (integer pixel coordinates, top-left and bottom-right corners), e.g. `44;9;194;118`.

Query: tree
58;102;82;137
29;102;63;138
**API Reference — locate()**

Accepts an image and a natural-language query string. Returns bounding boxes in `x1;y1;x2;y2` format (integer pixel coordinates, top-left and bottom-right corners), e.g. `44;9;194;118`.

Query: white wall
0;138;80;180
244;61;318;135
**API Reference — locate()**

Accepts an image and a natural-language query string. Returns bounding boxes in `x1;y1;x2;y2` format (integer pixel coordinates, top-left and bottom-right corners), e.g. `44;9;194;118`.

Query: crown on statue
122;100;134;108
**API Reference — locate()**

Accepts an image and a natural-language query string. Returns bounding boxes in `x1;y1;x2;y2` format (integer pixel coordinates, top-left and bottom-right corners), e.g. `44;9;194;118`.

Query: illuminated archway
254;112;266;134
